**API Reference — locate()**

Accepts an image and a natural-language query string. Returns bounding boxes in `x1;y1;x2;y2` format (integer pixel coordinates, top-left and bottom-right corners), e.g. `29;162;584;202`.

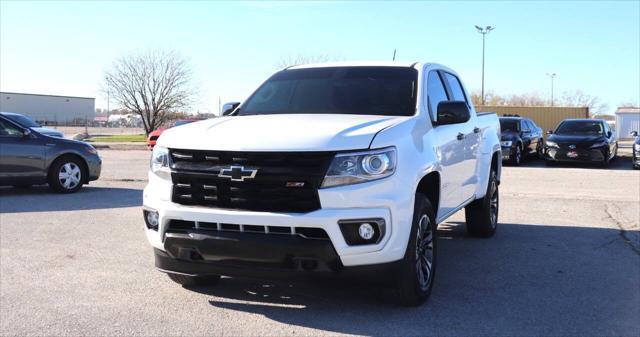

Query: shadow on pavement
0;185;142;212
508;152;636;171
184;222;639;336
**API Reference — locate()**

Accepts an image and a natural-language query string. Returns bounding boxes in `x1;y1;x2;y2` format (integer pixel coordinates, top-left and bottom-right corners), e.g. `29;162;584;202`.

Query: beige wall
477;106;589;137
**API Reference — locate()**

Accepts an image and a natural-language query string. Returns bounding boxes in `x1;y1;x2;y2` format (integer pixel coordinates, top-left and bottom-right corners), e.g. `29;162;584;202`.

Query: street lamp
546;72;557;106
475;25;495;106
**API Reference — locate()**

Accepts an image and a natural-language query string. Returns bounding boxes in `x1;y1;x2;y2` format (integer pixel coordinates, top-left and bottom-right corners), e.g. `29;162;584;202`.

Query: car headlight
634;144;640;151
150;146;171;180
590;142;608;148
545;140;558;148
500;141;512;147
321;147;396;188
84;144;98;155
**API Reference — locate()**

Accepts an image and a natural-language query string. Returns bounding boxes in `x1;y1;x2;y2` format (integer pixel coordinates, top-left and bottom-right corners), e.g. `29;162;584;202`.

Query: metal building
0;92;95;125
615;107;640;140
477;106;589;137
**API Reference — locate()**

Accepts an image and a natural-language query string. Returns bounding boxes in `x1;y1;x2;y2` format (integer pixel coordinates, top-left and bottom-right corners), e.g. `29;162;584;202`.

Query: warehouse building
0;91;95;125
615;107;640;140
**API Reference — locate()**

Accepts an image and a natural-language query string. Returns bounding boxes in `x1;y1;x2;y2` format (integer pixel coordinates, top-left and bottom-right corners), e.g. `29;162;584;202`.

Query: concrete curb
91;142;149;151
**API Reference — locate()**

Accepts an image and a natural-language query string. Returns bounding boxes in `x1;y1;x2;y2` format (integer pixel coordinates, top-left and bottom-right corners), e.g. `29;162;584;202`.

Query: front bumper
144;171;414;271
501;146;513;160
86;155;102;182
544;147;606;163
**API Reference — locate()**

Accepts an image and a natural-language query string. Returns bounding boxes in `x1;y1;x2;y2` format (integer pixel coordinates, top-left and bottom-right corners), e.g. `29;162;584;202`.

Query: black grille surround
169;149;336;213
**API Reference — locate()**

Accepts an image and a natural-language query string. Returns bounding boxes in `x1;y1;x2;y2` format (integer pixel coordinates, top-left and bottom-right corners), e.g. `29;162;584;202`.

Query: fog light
144;210;159;230
358;223;375;240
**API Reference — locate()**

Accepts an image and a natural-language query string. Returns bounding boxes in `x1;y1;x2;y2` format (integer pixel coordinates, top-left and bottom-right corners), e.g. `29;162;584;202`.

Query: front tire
465;169;499;238
48;156;85;193
167;273;220;287
394;194;437;306
510;145;522;166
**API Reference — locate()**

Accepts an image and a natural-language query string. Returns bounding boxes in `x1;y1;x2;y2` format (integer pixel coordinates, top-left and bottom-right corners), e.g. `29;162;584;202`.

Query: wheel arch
47;152;90;184
415;171;441;220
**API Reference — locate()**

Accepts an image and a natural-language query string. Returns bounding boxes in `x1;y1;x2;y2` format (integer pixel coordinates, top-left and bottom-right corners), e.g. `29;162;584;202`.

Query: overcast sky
1;1;639;114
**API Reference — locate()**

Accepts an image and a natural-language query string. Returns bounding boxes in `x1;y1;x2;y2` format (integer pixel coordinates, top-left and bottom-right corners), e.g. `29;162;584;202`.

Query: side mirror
546;130;554;135
630;131;639;137
23;128;32;137
221;102;241;116
435;101;470;126
607;130;612;137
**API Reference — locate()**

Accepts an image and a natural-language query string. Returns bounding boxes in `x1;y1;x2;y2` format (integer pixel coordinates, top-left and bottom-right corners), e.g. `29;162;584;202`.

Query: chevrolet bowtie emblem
568;145;576;149
218;165;258;181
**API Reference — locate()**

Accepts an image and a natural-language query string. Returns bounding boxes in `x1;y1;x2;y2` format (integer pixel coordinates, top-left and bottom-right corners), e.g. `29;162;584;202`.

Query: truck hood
157;114;409;151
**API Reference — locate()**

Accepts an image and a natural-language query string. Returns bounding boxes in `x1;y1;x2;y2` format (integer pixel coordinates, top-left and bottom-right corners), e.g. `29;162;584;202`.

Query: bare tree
558;90;609;116
104;49;195;135
275;54;339;69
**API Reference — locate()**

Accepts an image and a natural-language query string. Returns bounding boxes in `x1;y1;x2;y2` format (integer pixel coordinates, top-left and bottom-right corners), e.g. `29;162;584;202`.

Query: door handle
457;132;465;141
473;127;480;133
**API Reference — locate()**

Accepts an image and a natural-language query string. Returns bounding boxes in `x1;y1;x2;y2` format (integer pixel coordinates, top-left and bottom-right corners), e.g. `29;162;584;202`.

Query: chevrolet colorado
143;62;501;305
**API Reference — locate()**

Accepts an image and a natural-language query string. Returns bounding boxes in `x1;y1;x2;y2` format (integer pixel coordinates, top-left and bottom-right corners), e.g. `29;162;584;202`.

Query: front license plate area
567;151;579;158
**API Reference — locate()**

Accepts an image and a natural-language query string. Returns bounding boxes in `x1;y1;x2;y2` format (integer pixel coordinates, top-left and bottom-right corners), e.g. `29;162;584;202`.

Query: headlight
321;147;396;188
545;140;558;148
84;144;98;155
150;146;171;180
590;141;608;148
634;144;640;151
500;141;512;147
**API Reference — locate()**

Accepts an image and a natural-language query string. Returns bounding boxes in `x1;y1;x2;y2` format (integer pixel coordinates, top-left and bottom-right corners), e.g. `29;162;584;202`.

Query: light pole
475;25;495;106
546;72;557;106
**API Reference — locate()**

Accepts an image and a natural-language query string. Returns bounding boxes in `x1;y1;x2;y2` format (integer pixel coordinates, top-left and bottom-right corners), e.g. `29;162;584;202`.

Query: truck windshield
499;119;519;132
555;121;604;135
238;67;418;117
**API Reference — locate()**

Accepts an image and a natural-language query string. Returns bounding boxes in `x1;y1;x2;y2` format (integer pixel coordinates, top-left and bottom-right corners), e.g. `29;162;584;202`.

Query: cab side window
426;71;449;122
0;119;23;137
443;72;468;103
521;120;531;132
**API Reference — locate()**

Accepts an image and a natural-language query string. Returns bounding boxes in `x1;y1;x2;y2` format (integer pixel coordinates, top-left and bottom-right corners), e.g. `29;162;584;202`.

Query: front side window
4;114;40;128
443;72;467;103
0;119;24;137
555;120;604;135
426;71;449;121
238;67;418;117
521;120;530;132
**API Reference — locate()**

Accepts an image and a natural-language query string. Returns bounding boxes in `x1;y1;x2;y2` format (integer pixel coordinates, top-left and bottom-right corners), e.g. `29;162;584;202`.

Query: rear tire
393;194;437;306
465;169;499;238
48;156;86;193
167;273;220;287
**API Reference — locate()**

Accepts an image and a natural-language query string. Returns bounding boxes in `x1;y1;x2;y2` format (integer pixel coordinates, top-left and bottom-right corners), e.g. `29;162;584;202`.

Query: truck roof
287;61;419;70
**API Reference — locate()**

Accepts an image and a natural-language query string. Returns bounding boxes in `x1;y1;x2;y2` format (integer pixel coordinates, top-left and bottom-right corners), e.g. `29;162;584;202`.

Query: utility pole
392;49;396;61
475;25;495;106
546;72;557;106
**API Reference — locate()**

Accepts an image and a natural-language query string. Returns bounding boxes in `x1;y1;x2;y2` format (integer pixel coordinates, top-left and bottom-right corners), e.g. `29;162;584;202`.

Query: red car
147;119;198;149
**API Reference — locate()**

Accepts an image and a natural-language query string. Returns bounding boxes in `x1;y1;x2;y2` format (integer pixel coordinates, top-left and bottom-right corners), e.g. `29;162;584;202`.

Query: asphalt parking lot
1;150;639;336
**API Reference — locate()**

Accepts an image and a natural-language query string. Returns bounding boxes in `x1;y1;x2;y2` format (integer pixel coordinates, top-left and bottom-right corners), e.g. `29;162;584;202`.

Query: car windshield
4;114;40;128
555;121;604;135
237;66;418;117
499;119;519;132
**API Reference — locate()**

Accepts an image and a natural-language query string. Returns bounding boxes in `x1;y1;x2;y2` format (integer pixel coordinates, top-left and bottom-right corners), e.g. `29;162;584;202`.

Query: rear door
0;118;46;185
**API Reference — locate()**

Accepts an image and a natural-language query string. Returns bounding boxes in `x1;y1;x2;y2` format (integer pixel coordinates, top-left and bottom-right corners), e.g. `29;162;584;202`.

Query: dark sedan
544;119;617;167
0;115;101;192
499;116;543;165
631;131;640;170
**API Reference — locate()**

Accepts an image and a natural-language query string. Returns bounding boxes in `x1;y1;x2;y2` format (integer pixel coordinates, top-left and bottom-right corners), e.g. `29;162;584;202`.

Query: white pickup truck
143;61;501;306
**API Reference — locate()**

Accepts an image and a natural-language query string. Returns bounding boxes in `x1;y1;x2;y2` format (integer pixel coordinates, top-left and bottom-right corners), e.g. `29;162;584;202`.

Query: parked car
499;116;543;165
143;62;502;306
544;119;617;167
631;131;640;170
147;119;199;149
0;114;101;192
0;112;65;138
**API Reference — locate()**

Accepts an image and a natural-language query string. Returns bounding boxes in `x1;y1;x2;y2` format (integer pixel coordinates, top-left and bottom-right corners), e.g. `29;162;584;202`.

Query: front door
0;119;46;185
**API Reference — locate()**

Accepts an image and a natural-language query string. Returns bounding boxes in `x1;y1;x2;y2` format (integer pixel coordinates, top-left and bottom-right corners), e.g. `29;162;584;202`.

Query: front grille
169;149;335;212
165;219;330;240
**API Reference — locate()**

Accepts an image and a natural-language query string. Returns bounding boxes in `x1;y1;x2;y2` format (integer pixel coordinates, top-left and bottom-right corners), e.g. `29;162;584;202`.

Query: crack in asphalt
604;203;640;256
